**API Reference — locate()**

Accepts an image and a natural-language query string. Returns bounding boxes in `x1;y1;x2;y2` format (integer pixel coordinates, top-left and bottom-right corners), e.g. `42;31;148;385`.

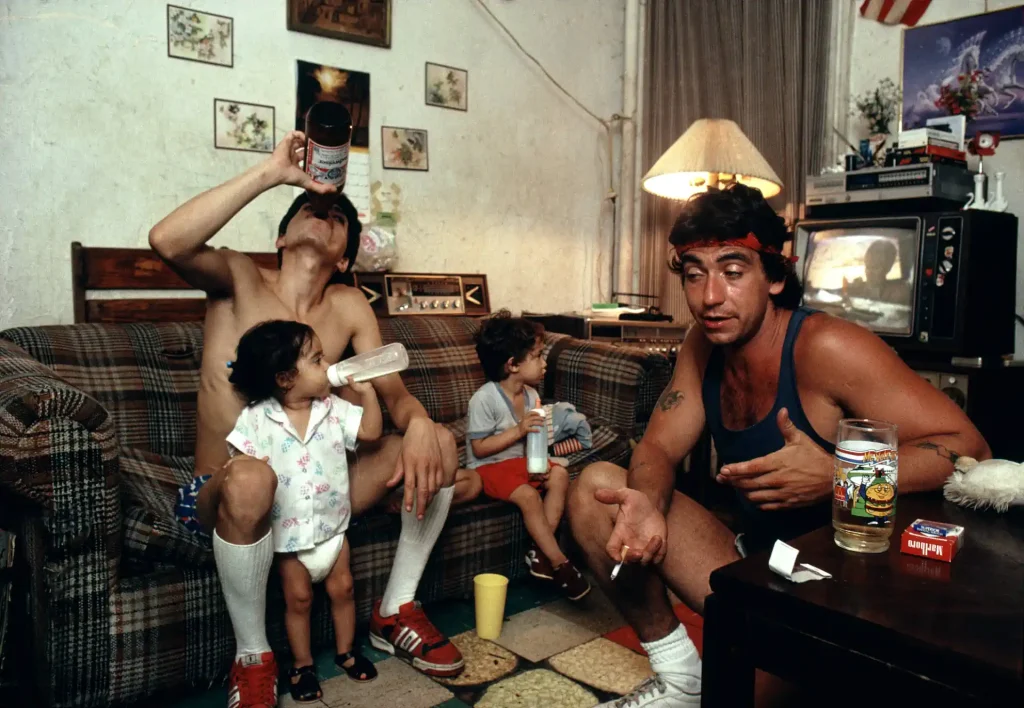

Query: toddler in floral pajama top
226;319;383;702
228;394;361;555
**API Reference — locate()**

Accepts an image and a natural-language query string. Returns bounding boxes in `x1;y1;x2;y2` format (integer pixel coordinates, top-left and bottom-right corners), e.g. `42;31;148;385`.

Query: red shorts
476;457;551;501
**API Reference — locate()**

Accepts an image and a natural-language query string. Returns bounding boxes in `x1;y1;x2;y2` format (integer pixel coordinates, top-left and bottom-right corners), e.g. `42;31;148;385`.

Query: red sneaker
369;600;465;677
227;651;278;708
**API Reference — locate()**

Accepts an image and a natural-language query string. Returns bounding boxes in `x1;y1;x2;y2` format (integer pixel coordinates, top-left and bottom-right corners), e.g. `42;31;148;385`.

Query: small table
703;493;1024;707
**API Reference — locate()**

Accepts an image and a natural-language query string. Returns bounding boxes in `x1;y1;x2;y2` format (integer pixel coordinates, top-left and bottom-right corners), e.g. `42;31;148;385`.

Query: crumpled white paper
768;541;832;583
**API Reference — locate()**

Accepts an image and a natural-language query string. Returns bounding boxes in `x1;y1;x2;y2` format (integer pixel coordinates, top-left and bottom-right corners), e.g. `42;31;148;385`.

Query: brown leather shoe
553;561;591;601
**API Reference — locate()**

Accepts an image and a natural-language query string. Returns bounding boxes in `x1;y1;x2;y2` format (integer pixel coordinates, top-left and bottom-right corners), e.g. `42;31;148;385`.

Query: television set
794;211;1018;360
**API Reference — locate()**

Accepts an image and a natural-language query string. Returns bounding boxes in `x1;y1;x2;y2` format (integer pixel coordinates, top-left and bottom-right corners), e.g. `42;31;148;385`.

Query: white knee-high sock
213;529;274;659
380;485;454;617
641;624;702;693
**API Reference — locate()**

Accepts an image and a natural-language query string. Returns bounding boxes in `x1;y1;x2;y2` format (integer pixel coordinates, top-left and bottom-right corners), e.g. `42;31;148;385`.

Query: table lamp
641;118;783;200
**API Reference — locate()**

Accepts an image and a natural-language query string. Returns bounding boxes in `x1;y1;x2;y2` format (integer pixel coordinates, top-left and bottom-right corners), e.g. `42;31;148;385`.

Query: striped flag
859;0;931;26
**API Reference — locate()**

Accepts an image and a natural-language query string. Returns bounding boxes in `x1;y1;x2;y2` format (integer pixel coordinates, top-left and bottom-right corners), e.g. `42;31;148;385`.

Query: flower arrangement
852;78;902;136
935;70;983;121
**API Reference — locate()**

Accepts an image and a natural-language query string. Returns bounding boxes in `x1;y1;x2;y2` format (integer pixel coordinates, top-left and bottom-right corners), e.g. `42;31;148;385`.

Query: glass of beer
832;419;898;553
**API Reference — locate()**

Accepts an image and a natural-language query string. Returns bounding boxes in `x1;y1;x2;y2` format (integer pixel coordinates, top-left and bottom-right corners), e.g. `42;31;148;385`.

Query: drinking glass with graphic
832;419;898;553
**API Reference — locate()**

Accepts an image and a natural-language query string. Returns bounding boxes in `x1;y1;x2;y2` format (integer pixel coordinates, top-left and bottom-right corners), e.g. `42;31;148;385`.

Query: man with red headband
568;183;989;707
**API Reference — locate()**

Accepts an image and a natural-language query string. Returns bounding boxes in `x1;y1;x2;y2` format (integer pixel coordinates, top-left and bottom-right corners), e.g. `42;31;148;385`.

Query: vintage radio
351;272;490;317
522;313;689;358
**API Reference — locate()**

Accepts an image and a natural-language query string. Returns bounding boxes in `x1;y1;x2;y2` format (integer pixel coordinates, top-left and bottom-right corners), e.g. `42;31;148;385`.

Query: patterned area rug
168;578;704;708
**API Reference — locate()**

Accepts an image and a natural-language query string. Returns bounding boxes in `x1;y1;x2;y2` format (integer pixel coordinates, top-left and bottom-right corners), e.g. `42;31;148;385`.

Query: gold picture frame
286;0;392;49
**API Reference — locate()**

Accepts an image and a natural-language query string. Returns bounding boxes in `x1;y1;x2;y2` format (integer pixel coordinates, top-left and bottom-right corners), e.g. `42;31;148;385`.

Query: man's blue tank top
701;307;835;553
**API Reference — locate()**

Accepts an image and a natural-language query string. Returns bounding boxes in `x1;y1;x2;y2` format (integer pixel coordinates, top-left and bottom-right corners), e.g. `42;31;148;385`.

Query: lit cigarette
610;545;629;580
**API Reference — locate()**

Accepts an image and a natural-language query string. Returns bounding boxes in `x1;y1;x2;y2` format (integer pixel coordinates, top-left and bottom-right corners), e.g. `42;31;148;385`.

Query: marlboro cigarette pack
899;519;965;563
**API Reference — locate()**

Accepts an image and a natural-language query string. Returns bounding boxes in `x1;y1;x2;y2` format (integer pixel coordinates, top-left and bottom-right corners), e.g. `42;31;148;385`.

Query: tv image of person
846;239;911;306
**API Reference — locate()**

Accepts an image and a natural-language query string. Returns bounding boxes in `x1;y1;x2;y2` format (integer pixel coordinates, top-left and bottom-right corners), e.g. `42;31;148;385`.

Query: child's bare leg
509;485;567;566
324;538;355;658
453;468;483;505
279;555;315;668
542;465;569;531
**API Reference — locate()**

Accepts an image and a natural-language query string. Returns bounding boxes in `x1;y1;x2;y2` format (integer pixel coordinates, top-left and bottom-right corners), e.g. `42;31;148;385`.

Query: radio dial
432;300;440;309
454;299;462;309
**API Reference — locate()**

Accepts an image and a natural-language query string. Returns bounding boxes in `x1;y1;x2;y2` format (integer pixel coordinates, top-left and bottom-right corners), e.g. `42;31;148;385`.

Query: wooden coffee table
702;493;1024;707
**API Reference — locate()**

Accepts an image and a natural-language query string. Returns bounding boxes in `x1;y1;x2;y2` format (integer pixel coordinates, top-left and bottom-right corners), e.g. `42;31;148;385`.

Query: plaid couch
0;316;671;707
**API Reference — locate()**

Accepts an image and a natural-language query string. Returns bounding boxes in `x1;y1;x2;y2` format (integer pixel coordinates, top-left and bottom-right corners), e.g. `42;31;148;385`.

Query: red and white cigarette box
899;519;965;563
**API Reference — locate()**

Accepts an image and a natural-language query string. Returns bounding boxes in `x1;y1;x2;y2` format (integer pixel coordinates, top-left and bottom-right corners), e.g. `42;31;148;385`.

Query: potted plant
851;78;901;165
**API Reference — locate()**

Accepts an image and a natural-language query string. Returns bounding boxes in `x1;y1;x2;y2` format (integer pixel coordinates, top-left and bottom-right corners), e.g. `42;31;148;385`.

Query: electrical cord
470;0;633;200
472;0;637;302
471;0;620;130
1016;313;1024;328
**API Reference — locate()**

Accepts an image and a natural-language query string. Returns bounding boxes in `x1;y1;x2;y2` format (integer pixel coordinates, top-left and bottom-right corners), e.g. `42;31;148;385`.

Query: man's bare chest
230;293;351;361
720;371;778;430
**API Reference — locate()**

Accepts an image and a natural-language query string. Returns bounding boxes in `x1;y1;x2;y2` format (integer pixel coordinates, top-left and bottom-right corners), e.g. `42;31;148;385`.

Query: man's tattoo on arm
915;441;961;464
628;460;650;477
657;389;684;412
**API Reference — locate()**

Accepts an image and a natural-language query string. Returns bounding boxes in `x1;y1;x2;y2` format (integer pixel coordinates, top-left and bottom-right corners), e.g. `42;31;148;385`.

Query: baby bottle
526;408;549;475
327;342;410;387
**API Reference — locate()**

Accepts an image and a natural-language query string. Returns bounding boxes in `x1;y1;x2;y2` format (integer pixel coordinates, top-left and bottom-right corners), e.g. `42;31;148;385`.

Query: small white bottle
327;342;409;387
526;407;549;475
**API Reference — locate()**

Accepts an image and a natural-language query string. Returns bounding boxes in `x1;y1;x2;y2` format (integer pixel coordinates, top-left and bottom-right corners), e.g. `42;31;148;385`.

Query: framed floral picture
425;62;468;111
214;99;275;153
287;0;392;49
382;127;428;171
167;5;233;67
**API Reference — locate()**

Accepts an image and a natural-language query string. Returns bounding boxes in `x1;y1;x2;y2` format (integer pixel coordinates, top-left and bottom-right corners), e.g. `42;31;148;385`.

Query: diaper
297;533;346;583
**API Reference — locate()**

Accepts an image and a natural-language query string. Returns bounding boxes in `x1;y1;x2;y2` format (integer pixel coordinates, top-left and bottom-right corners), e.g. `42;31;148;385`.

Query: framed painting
167;5;233;67
901;6;1024;139
425;62;468;111
295;60;371;148
287;0;391;49
214;99;275;153
382;127;428;171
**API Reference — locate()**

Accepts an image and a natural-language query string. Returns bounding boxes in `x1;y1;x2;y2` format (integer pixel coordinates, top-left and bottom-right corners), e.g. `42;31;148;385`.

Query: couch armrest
543;334;672;440
0;337;122;590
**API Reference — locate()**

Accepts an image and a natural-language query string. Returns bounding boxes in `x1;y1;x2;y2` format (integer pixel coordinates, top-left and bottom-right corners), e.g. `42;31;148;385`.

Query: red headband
673;232;798;263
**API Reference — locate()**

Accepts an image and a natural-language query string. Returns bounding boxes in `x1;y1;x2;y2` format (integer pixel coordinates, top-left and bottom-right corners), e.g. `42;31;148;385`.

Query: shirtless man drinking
567;184;990;707
151;132;480;708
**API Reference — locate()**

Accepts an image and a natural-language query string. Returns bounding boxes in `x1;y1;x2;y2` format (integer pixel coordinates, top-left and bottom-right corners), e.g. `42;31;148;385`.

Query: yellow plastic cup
473;573;509;640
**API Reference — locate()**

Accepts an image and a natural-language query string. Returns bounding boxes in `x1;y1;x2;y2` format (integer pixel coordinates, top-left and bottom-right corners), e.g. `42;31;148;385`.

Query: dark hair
228;320;314;404
277;191;362;285
667;183;803;309
474;309;544;382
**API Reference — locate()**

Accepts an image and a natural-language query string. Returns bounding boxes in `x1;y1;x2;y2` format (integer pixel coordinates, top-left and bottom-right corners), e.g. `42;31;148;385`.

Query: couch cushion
377;317;486;431
119;447;212;566
1;323;204;457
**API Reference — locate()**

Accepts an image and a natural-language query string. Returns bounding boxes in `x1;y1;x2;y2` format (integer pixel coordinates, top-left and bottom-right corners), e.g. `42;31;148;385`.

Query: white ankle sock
213;529;274;659
641;624;702;692
380;485;454;617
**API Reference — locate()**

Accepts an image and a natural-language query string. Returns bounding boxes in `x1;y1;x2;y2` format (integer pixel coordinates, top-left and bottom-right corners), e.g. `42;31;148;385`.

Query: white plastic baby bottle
526;407;549;475
327;342;410;387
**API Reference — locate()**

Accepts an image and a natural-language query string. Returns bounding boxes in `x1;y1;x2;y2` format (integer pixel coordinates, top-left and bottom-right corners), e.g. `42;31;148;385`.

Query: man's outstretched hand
594;487;668;566
716;407;833;510
387;417;445;519
265;130;338;195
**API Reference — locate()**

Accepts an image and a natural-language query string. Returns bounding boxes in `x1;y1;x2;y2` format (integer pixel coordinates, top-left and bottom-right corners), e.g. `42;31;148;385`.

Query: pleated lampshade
641;118;783;200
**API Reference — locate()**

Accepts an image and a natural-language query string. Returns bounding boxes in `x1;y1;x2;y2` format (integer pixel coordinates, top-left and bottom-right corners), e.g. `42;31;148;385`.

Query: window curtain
637;0;836;325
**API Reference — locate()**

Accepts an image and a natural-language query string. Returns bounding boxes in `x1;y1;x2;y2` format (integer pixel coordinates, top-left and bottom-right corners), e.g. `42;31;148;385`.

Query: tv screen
799;223;920;336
